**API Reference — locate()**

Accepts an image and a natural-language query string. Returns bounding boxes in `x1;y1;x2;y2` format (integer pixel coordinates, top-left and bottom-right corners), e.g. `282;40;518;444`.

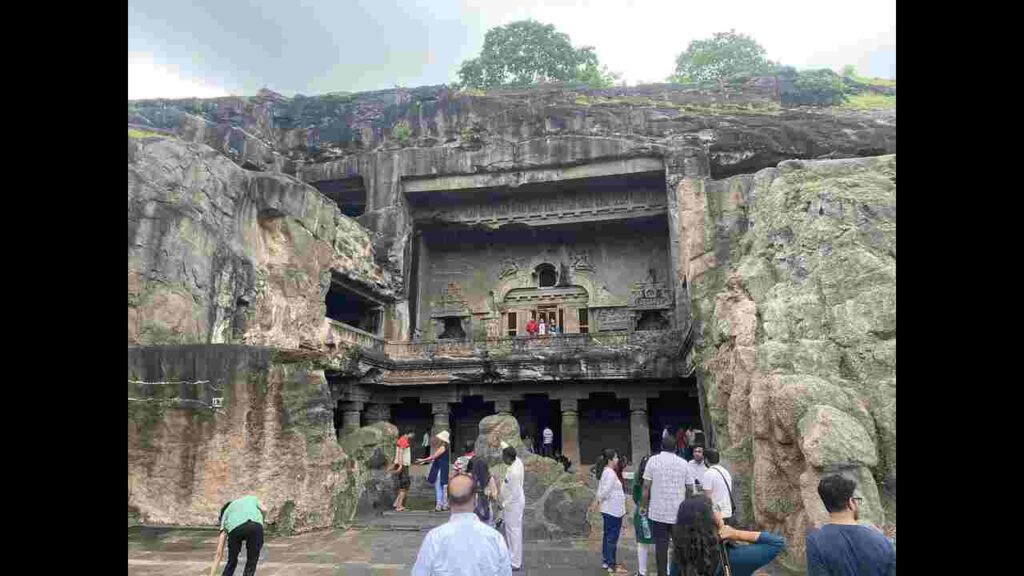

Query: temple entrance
535;306;560;332
450;396;494;456
392;399;433;458
512;394;561;456
647;389;703;454
579;393;631;465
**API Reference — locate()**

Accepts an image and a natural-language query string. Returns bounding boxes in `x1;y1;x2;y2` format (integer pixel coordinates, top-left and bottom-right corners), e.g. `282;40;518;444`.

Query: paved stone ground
128;524;639;576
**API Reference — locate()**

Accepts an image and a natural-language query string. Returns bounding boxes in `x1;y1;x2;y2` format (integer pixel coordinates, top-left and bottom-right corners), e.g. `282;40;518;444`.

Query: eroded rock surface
680;156;896;569
128;132;389;350
128;346;348;533
475;414;594;539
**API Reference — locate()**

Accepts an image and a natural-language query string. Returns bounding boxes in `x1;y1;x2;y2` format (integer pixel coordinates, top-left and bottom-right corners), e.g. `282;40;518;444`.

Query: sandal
395;506;407;512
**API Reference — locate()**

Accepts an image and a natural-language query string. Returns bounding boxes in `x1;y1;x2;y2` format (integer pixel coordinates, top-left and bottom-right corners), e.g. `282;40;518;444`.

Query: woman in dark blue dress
416;430;451;511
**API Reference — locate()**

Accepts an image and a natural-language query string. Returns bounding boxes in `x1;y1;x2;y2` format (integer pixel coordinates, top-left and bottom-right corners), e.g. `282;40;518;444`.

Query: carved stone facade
412;185;667;227
593;307;632;332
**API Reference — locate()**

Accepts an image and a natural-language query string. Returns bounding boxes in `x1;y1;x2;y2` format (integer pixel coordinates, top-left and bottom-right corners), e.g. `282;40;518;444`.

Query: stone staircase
351;509;451;531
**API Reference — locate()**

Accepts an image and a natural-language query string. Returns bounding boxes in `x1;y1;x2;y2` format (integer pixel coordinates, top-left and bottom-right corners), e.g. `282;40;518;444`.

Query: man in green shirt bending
209;495;267;576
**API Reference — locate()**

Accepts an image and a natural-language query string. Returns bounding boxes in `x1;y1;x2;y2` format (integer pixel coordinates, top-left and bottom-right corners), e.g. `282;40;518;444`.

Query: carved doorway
535;306;561;331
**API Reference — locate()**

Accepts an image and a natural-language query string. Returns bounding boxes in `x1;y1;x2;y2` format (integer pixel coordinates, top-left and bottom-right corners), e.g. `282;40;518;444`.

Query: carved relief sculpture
498;257;521;279
569;250;594;271
594;307;632;331
631;269;673;309
433;282;470;317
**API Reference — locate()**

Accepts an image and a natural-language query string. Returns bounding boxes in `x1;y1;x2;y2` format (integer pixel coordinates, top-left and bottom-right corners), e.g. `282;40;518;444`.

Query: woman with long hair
416;430;451;511
671;496;785;576
467;452;499;525
595;448;627;573
631;455;654;576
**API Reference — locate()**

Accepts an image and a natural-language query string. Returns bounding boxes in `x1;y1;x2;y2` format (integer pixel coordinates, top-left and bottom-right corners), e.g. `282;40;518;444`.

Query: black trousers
651;520;676;576
223;520;264;576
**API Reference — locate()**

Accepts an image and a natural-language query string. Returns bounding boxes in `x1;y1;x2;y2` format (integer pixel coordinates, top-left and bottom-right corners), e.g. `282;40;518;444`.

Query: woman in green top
632;455;654;576
209;495;266;576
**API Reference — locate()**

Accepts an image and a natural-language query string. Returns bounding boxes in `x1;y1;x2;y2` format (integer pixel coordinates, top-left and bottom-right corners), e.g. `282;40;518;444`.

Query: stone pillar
494;398;513;416
340;401;364;432
364;403;392;426
629;397;651;464
431;402;450;436
560;398;580;465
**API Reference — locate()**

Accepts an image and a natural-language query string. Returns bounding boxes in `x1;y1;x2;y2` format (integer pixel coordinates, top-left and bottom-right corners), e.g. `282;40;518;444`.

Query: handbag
719;540;732;576
713;466;739;528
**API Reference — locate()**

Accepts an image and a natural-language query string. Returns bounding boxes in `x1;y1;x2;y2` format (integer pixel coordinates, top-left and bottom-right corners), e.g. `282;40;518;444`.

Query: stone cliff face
677;156;896;569
128;346;374;532
130;84;895;296
128;130;396;533
128;131;390;349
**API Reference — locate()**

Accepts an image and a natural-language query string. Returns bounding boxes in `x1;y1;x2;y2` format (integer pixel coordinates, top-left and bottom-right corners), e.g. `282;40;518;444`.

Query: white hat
436;430;450;444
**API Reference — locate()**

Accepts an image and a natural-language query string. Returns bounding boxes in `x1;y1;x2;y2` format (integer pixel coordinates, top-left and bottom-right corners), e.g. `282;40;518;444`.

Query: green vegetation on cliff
457;20;619;89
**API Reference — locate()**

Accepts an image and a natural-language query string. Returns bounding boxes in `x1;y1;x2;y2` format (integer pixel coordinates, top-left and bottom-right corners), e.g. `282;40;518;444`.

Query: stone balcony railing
327;319;683;362
383;330;683;361
327;319;385;354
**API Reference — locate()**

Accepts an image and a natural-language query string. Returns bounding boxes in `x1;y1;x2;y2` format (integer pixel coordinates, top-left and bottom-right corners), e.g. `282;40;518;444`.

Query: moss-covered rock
686;155;896;568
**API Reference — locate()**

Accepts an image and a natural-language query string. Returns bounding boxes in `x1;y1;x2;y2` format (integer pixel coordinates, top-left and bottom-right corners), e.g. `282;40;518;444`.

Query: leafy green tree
779;67;849;106
456;20;618;89
670;30;776;84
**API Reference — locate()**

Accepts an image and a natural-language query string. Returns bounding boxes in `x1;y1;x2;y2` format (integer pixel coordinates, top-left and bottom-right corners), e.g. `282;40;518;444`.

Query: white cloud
128;52;230;99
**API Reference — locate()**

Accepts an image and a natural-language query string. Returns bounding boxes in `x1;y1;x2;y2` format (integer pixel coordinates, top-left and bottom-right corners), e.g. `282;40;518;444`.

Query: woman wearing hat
416;430;451;511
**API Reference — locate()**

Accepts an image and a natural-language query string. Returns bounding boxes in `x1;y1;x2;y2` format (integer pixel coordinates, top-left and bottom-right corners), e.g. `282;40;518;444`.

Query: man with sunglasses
806;474;895;575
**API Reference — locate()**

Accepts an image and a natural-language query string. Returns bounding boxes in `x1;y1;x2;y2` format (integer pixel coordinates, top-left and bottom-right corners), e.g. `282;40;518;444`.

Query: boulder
798;405;877;468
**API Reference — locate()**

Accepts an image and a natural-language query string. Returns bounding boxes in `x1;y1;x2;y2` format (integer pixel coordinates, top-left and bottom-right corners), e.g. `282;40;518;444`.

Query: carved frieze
594;307;633;332
412;186;667;226
631;269;672;309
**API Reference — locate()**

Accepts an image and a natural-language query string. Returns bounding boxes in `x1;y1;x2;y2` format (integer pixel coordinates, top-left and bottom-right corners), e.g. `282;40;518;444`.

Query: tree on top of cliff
669;30;778;84
456;20;619;89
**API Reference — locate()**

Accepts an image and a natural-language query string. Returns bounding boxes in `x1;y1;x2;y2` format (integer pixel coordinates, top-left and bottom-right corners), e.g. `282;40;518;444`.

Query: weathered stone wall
128;346;355;533
128;132;390;350
679;156;896;570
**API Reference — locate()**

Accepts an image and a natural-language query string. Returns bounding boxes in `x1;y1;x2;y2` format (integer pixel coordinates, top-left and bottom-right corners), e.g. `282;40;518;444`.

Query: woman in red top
526;318;538;336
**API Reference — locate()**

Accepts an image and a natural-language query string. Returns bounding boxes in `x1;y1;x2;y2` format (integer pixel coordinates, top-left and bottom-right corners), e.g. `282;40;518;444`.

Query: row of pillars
339;396;653;466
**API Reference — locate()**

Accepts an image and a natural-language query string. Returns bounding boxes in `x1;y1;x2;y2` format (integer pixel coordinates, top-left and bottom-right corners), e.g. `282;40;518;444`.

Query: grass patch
841;93;896;110
128;128;168;139
572;94;781;115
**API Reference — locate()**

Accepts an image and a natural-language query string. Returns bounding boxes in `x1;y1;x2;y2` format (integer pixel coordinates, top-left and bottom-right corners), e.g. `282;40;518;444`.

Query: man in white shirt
412;474;512;576
499;446;526;571
686;445;708;493
542;426;554;458
700;448;733;519
640;435;695;576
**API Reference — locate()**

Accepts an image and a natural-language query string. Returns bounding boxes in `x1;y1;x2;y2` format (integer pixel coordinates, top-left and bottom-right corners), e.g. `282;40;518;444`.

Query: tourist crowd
207;424;895;576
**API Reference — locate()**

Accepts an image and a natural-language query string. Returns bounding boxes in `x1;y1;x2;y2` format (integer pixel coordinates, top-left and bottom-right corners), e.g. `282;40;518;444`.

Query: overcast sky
128;0;895;100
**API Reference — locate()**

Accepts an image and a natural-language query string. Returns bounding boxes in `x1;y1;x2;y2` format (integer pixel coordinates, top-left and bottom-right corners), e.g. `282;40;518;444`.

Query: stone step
381;510;448;518
351;515;449;532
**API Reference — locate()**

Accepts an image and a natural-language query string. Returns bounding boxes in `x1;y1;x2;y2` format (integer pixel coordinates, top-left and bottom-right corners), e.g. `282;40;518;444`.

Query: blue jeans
602;513;623;566
434;479;448;509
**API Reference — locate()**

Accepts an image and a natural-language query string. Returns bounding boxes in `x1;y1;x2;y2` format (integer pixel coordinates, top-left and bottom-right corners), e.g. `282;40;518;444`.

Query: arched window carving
536;263;557;288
